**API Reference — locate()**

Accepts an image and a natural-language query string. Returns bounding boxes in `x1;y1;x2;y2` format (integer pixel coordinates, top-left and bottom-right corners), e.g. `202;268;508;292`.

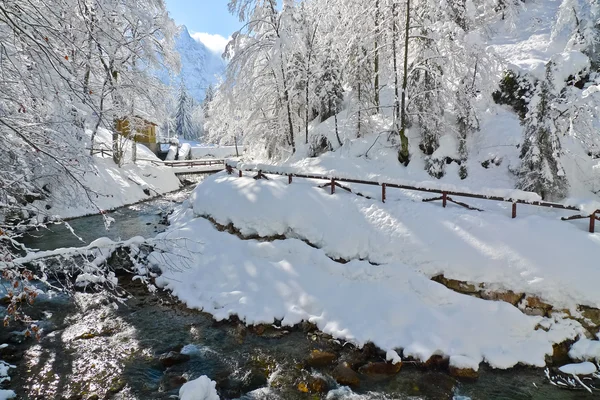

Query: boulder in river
332;362;360;387
359;361;402;375
306;350;337;368
159;351;191;368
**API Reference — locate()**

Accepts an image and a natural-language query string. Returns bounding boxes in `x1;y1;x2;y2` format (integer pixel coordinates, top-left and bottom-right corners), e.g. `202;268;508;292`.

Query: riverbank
4;173;600;398
147;172;600;375
3;275;597;400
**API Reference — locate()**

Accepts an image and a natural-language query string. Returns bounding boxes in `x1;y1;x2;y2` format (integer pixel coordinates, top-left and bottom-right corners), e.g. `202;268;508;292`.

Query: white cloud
190;32;231;55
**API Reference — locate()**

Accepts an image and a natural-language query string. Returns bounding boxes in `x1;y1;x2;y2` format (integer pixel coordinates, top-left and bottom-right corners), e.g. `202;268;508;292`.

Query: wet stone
306;349;337;368
158;351;190;368
449;366;479;380
359;361;402;375
332;362;360;387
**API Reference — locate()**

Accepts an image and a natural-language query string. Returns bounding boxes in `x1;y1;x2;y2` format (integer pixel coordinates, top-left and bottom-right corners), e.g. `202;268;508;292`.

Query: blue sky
164;0;241;54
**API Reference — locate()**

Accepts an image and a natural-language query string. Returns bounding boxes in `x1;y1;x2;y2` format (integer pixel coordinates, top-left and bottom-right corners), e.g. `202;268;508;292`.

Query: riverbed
2;188;596;399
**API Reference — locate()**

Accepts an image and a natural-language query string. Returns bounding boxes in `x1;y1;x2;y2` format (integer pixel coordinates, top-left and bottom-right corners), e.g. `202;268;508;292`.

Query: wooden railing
162;159;225;168
226;163;599;233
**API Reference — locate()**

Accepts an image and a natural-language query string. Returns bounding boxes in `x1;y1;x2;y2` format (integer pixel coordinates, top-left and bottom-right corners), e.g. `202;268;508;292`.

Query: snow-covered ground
186;172;600;311
147;170;599;371
0;344;15;400
38;128;181;219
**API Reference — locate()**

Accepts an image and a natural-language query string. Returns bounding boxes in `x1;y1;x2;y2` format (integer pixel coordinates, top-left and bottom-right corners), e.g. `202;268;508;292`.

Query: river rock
306;350;337;368
0;343;21;362
158;351;190;367
579;305;600;330
423;355;449;370
309;376;329;393
550;340;575;366
432;275;480;295
521;296;553;317
480;290;523;306
358;361;402;375
161;373;188;391
448;366;478;380
332;362;360;387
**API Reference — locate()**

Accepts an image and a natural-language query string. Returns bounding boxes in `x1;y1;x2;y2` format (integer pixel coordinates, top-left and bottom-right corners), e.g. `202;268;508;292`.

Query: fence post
512;203;517;219
288;174;292;184
382;183;386;203
239;170;242;178
331;178;335;195
442;192;447;208
591;212;596;234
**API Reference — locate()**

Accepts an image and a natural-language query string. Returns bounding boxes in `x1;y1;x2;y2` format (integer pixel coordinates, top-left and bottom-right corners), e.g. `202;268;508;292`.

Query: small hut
115;116;159;154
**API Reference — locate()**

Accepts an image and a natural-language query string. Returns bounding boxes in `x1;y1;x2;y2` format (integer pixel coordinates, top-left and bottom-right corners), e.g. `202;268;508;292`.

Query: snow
0;347;15;399
37;127;181;219
0;391;16;400
431;135;459;160
558;361;597;375
232;161;543;202
180;143;192;160
569;338;600;361
185;173;600;310
179;375;219;400
155;26;224;103
150;208;584;370
449;355;480;372
191;145;243;159
386;350;402;365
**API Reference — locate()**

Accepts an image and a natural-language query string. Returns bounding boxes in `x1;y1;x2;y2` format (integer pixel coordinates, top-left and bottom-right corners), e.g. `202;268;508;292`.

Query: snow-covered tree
174;83;196;140
516;64;569;200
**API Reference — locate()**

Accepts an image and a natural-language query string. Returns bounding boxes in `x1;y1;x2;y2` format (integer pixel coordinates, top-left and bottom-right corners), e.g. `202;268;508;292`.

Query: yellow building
115;116;159;153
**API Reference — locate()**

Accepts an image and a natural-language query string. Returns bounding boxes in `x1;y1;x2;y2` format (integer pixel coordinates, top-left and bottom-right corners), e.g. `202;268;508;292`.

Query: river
2;187;595;399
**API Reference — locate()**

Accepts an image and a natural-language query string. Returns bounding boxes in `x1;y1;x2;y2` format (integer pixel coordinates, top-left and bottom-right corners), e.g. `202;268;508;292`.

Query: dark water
4;189;598;400
19;189;193;251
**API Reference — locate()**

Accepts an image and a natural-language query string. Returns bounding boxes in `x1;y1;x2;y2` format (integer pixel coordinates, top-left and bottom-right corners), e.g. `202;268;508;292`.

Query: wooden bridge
158;158;226;178
225;163;600;234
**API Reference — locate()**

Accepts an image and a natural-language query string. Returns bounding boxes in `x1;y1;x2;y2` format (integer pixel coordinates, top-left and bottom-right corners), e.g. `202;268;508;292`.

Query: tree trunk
398;0;411;165
374;0;380;113
357;82;362;138
305;58;310;145
392;1;400;125
281;62;296;154
334;101;342;147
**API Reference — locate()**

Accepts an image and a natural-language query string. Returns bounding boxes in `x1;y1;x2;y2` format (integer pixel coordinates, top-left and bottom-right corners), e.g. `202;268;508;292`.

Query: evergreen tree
174;82;195;140
517;64;568;200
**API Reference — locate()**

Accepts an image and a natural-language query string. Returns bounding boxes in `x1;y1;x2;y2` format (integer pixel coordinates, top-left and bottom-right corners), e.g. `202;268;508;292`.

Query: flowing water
3;187;597;400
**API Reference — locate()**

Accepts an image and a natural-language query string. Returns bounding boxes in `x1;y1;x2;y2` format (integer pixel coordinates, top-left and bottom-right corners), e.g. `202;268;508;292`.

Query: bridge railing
225;162;599;233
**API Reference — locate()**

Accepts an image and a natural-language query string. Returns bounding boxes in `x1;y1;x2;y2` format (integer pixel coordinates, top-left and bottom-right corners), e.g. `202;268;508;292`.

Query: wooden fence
226;164;599;233
162;159;225;168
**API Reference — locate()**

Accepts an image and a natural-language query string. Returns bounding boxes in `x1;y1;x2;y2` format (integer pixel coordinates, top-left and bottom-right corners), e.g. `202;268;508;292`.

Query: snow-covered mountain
161;25;225;103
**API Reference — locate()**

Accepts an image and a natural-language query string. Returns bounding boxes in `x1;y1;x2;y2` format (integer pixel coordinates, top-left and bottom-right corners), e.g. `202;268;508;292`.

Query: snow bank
150;216;583;370
558;362;597;375
42;128;181;219
0;390;16;400
179;375;219;400
187;173;600;310
569;338;600;361
386;350;401;365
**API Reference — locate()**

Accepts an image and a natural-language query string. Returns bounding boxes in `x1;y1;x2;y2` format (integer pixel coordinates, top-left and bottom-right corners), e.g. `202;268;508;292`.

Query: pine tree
174;83;195;140
517;64;568;200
